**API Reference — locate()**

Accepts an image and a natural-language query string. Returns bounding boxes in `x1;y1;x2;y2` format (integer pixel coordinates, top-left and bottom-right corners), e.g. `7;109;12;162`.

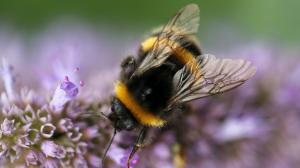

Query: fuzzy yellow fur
141;36;199;75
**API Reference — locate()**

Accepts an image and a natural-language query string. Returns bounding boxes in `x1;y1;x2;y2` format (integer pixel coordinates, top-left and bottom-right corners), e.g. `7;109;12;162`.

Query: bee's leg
120;55;136;81
127;127;147;168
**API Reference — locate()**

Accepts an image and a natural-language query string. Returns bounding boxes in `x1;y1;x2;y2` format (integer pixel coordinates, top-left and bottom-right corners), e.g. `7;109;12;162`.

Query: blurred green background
0;0;299;47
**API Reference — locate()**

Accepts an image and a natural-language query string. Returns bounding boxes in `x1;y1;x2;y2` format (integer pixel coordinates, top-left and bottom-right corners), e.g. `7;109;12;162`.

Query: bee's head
108;97;137;131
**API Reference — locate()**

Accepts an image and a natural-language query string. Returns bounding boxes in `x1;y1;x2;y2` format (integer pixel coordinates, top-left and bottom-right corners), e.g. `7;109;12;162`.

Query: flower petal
17;134;31;148
1;58;17;101
60;81;79;98
73;155;88;168
58;118;73;132
50;80;78;112
37;107;52;123
1;118;16;136
76;142;87;154
41;140;66;159
0;141;8;157
42;159;60;168
67;127;82;142
40;123;56;138
26;150;39;166
20;105;36;123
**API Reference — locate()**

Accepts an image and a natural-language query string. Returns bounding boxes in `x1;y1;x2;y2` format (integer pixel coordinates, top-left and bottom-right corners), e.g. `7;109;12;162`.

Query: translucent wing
162;3;200;35
134;4;200;76
167;54;256;110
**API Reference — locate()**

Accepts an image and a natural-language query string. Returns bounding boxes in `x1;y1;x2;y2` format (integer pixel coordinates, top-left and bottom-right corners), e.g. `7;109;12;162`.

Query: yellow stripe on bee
141;36;199;75
114;81;166;127
141;36;158;52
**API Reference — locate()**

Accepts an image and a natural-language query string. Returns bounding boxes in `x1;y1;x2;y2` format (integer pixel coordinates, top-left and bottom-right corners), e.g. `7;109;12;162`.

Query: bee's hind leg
120;55;136;81
127;127;147;168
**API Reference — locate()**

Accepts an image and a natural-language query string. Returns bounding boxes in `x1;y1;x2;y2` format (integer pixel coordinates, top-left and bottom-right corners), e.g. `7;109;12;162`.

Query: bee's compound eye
111;98;123;114
110;103;115;112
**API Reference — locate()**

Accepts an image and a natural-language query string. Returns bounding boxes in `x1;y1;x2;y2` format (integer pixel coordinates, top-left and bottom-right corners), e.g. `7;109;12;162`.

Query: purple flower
60;80;79;98
40;123;56;138
73;155;88;168
120;147;139;168
41;140;66;159
213;115;268;143
50;75;83;112
1;58;17;101
0;58;105;167
25;151;40;166
0;118;16;136
107;144;126;165
42;159;60;168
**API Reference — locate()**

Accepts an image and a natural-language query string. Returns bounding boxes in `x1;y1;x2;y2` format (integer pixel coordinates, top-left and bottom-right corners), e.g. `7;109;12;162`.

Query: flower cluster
0;25;300;168
0;59;108;168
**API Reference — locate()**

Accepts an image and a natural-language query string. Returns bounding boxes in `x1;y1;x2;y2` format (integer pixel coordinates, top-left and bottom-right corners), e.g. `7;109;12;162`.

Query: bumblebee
103;4;256;167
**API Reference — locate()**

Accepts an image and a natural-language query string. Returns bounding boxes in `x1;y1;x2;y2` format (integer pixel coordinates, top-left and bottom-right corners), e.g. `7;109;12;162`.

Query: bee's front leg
127;127;147;168
120;55;136;81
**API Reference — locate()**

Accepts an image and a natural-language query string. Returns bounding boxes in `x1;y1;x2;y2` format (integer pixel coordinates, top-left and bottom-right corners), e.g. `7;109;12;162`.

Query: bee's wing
167;54;256;110
164;3;200;35
134;4;200;76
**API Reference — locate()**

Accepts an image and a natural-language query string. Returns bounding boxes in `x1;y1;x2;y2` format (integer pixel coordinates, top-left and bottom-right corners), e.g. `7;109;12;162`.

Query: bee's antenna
102;126;117;167
99;111;109;120
79;111;109;120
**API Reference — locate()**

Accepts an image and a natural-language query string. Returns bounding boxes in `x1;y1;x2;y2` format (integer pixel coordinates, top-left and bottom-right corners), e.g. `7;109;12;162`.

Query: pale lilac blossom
50;72;83;112
0;60;105;167
213;115;268;142
1;58;17;101
41;140;66;159
1;118;16;136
